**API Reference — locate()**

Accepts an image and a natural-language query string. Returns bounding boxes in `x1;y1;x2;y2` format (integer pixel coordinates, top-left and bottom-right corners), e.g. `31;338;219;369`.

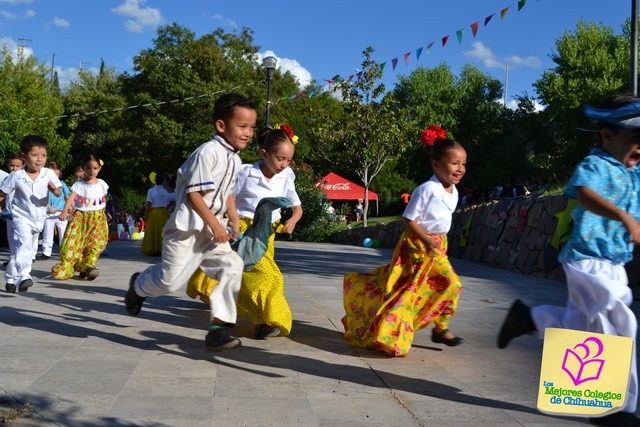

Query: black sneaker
254;324;281;339
5;283;16;293
86;267;99;281
205;328;241;352
124;273;145;316
35;254;50;260
590;411;640;426
18;279;33;292
497;299;536;349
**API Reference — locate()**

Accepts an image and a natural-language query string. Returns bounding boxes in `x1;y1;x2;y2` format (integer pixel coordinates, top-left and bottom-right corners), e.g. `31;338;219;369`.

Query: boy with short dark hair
498;93;640;426
125;93;257;352
0;136;62;293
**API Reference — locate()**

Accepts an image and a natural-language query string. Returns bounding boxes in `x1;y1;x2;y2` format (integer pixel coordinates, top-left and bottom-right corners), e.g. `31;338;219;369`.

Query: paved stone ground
0;239;637;426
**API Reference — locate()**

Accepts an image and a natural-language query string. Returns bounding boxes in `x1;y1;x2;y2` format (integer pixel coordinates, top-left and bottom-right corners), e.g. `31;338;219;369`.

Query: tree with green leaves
534;19;630;172
309;47;410;226
0;46;69;165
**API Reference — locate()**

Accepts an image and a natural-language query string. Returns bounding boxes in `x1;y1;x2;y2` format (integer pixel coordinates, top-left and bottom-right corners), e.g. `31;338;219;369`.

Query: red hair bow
420;124;447;147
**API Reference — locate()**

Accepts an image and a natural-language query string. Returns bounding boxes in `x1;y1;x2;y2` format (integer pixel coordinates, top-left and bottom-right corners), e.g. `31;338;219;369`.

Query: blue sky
0;0;634;109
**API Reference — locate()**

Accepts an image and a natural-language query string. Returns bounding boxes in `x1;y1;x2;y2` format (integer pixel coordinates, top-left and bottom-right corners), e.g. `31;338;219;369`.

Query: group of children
0;137;111;290
3;90;639;424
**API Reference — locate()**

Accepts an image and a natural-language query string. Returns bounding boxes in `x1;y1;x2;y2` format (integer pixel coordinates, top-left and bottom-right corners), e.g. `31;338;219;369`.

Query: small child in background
0;136;62;293
37;161;72;260
52;153;109;281
342;125;467;356
1;153;25;266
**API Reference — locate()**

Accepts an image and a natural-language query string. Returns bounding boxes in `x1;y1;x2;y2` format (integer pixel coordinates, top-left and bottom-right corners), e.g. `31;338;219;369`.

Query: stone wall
330;194;571;282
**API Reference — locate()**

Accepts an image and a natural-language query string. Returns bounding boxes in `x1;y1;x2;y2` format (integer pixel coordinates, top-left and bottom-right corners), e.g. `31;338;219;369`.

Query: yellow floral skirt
186;218;292;335
342;229;462;357
141;208;168;254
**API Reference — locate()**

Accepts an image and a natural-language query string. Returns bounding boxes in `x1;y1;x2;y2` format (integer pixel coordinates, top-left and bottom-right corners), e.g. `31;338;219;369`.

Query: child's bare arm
281;205;303;234
187;191;230;243
58;193;77;221
576;186;640;243
402;217;441;255
48;181;62;197
225;194;240;240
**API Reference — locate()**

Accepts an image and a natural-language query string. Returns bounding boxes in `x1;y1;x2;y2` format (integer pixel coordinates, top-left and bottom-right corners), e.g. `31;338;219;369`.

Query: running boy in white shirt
0;135;62;293
125;93;257;352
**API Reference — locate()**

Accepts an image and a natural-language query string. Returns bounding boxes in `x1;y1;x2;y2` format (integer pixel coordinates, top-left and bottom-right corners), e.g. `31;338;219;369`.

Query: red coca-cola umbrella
317;172;378;215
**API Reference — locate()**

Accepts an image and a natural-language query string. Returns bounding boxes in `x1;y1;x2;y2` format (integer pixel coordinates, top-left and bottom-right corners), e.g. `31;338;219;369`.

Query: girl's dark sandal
432;329;463;347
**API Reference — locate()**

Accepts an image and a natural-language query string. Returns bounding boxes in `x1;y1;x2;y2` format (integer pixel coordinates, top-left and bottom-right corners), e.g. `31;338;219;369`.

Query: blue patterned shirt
559;148;640;264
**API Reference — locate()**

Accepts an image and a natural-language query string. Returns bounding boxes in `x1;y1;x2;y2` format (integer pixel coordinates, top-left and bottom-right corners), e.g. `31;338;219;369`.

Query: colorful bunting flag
427;41;435;52
416;46;423;60
347;74;354;82
518;0;526;11
308;87;317;98
403;52;410;66
380;63;386;73
501;7;510;19
456;29;464;45
391;57;398;70
442;35;449;47
484;13;495;26
471;21;479;37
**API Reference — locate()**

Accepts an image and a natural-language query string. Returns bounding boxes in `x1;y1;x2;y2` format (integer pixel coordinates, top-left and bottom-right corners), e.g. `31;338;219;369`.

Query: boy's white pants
41;215;67;256
5;218;41;284
531;259;638;413
135;227;243;324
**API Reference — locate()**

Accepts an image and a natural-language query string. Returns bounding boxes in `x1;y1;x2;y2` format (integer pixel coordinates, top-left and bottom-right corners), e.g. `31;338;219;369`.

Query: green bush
118;186;146;213
280;162;335;242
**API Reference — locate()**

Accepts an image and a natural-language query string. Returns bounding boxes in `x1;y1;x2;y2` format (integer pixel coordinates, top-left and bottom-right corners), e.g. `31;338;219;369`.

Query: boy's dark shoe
590;411;640;426
497;299;536;349
5;283;16;293
18;279;33;292
205;328;241;352
125;273;145;316
35;254;50;261
86;267;99;281
254;324;280;339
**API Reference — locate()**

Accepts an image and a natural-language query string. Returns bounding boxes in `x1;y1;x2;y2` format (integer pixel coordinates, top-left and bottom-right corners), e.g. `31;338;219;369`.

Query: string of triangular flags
276;0;531;103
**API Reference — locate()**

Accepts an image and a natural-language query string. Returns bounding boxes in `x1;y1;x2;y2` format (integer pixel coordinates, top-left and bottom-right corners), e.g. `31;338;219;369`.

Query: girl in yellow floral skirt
342;125;467;356
52;153;109;281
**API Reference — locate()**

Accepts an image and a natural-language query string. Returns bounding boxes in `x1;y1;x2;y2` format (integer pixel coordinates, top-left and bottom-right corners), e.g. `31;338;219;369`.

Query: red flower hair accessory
420;124;447;147
275;123;299;144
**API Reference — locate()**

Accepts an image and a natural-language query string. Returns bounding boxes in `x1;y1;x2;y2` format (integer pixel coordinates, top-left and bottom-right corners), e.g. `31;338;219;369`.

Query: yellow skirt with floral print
186;218;292;335
342;228;462;357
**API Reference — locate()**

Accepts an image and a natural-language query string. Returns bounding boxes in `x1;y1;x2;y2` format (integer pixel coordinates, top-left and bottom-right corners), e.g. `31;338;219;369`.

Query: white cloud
53;17;70;28
212;13;237;30
112;0;163;33
256;50;312;89
0;10;16;19
465;41;541;71
0;0;33;4
498;98;545;112
504;54;541;68
24;8;33;17
464;41;503;69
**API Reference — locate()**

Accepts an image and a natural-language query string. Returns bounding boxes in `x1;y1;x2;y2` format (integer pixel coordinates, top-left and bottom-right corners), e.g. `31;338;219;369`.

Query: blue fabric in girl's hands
231;196;291;271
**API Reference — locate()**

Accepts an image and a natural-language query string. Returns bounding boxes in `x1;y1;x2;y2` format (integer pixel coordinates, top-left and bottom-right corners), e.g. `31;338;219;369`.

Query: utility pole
17;37;31;60
50;53;55;82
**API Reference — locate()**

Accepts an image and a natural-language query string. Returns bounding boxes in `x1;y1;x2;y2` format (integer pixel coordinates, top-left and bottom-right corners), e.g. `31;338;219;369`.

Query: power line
0;82;255;124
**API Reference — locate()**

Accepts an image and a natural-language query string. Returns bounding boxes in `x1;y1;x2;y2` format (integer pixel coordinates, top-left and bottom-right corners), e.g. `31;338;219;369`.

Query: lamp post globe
262;56;277;128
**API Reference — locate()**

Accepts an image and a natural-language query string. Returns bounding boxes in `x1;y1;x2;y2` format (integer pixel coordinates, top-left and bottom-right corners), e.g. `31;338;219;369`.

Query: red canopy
318;172;378;201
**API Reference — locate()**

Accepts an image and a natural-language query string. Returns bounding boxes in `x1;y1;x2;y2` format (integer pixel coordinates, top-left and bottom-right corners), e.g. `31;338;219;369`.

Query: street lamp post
262;56;277;128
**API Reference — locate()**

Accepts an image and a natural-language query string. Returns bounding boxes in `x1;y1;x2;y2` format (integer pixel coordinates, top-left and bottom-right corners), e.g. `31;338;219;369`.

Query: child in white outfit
125;93;258;352
0;136;61;293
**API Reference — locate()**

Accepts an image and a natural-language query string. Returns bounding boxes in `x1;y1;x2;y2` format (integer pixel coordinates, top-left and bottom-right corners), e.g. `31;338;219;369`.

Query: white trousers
5;218;41;284
531;259;638;413
41;215;67;256
135;226;243;324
